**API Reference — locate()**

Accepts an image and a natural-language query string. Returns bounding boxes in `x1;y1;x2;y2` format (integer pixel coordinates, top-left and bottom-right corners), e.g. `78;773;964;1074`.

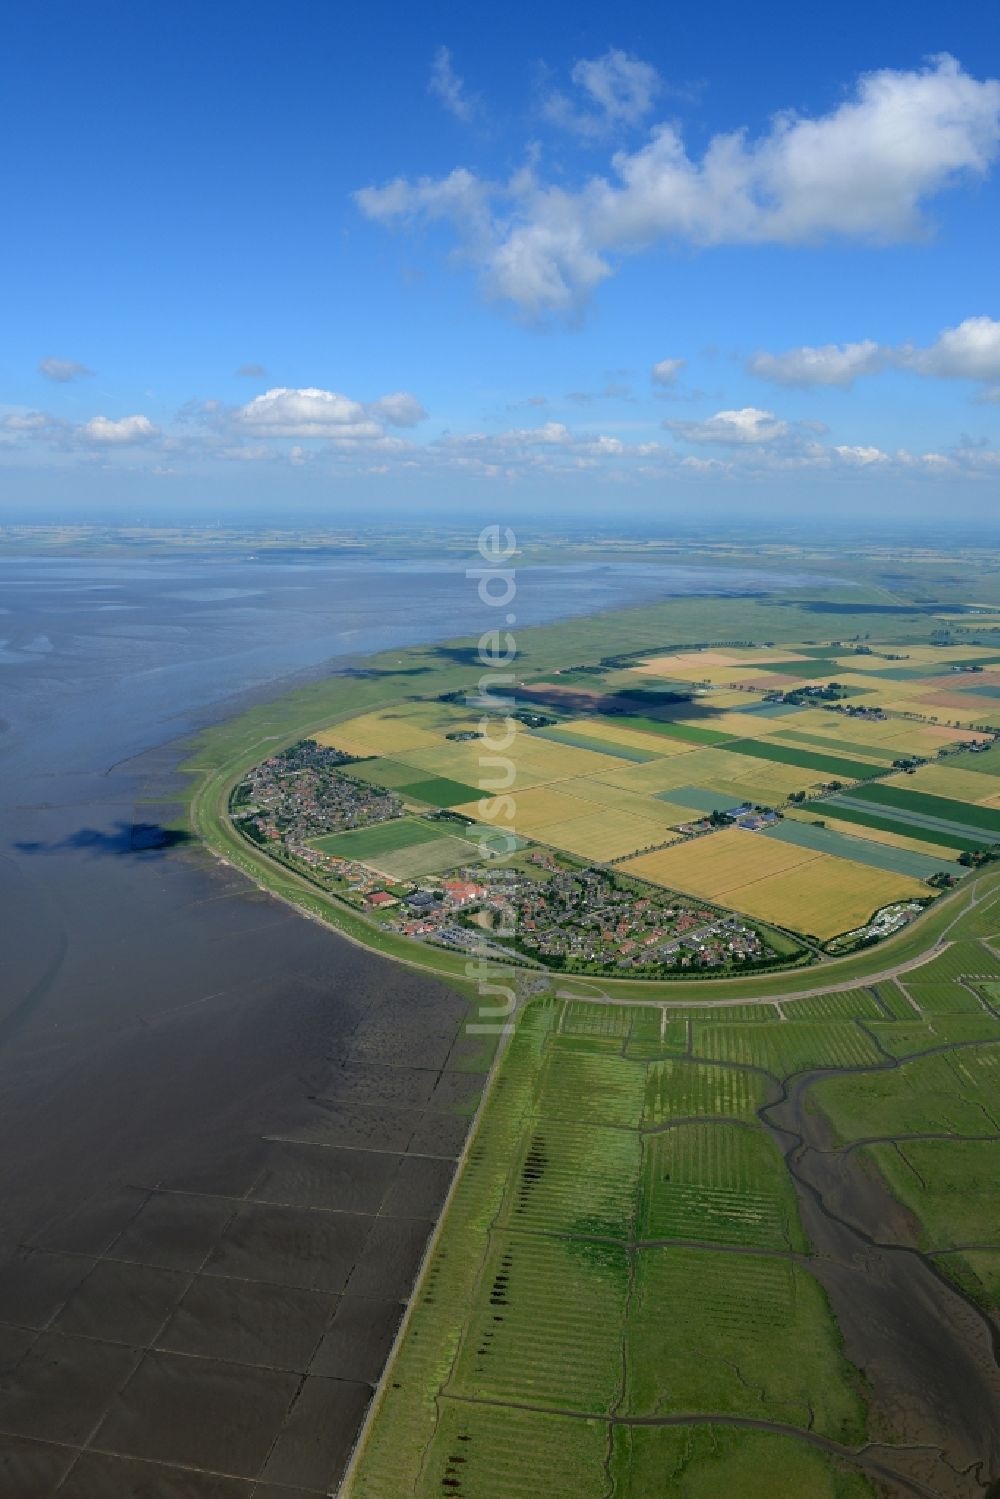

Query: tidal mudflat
2;549;777;1492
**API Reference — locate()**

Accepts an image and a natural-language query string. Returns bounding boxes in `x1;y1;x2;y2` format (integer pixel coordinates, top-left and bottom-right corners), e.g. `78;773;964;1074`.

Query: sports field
312;816;481;879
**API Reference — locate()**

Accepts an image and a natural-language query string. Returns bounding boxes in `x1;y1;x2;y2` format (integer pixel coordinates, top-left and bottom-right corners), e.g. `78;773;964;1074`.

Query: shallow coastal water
0;550;814;1494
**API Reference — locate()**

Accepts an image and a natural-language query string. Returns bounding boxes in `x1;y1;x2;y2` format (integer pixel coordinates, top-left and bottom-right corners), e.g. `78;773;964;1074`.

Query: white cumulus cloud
666;407;790;445
235;386;426;441
651;357;686;386
368;391;429;427
80;414;158;444
429;46;478;122
545;49;662;136
748;340;887;388
899;315;1000;381
38;357;94;383
750;316;1000;395
834;444;890;465
357;55;1000;317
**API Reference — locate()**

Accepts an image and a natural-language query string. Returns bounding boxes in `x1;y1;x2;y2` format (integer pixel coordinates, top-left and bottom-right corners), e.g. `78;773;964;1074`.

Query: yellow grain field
555;776;705;825
452;785;598;833
693;709;802;737
556;718;696;757
887;763;1000;804
623;826;820;899
314;711;442;756
782;711;985;753
724;862;931;940
623;829;929;938
399;733;623;788
541;811;680;862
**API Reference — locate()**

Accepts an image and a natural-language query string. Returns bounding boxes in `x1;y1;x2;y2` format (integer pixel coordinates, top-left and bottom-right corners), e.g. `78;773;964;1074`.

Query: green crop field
624;1247;865;1438
782;987;885;1020
905;980;988;1013
752;656;849;677
870;980;921;1018
847;779;1000;833
610;1425;876;1499
759;817;960;879
867;1013;1000;1056
641;1058;770;1121
944;744;1000;776
623;1006;690;1056
907;940;1000;984
691;1019;883;1074
605;715;734;745
811;795;988;852
769;728;895;762
397;774;484;806
721;737;887;781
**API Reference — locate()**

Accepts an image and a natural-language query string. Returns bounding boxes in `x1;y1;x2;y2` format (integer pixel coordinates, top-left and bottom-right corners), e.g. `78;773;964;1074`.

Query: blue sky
2;0;999;522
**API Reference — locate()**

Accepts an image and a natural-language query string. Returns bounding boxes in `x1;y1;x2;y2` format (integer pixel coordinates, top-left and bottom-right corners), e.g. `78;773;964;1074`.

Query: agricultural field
271;628;1000;950
622;827;929;939
757;815;961;879
236;626;1000;965
528;807;675;860
624;824;819;895
784;805;963;862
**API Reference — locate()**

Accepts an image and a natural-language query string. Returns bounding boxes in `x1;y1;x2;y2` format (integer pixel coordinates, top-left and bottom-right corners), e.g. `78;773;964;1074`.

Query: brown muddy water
1;550;796;1495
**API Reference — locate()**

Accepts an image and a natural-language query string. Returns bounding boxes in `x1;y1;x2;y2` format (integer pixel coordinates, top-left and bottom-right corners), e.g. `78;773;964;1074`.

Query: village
229;738;403;846
307;845;779;974
229;742;786;975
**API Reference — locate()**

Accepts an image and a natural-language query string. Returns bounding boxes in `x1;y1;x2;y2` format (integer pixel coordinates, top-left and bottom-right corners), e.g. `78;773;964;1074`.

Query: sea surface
0;549;819;1495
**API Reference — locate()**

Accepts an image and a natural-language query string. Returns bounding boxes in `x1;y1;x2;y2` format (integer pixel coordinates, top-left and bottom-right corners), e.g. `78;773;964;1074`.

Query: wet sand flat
0;842;486;1494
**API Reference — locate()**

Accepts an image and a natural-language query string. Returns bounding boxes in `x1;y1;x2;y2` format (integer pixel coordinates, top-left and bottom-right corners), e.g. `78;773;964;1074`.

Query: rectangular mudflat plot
309;1296;403;1384
203;1201;373;1293
158;1277;337;1371
93;1349;300;1474
108;1191;235;1271
52;1259;188;1345
256;1375;372;1491
251;1141;400;1214
57;1452;252;1498
0;1331;138;1446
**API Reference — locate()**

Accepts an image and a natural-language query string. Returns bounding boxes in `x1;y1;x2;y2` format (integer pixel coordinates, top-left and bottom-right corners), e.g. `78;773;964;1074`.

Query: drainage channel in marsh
762;1057;1000;1499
